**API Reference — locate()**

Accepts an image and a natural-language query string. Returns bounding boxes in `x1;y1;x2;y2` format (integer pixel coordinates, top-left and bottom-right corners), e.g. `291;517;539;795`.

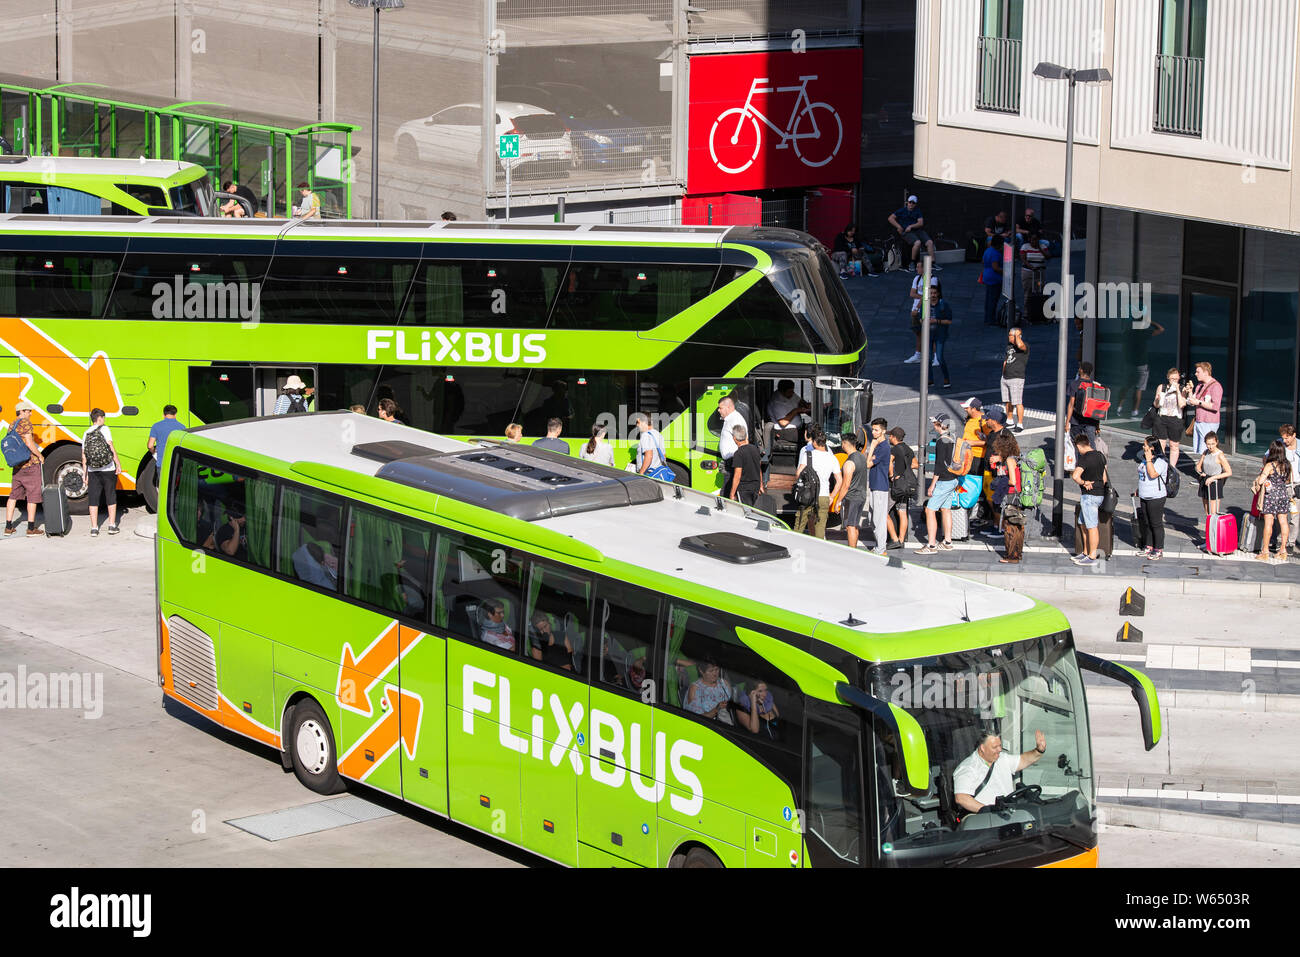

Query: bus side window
664;603;802;749
592;579;661;699
524;561;593;676
344;504;431;619
277;484;344;593
434;531;524;656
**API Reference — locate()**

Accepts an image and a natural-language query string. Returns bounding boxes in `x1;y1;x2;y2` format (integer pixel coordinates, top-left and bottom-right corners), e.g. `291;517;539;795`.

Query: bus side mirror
1076;652;1162;751
836;682;930;795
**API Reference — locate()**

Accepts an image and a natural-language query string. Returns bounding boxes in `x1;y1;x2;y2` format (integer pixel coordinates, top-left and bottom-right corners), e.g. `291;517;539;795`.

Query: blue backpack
954;473;983;509
2;429;31;468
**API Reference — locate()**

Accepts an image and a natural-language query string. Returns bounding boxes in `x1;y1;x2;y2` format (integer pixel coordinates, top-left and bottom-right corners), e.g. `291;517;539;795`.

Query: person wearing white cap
888;195;939;273
273;374;315;415
4;400;45;536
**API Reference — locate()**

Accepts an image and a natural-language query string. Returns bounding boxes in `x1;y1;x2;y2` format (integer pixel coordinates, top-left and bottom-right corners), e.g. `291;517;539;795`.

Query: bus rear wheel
289;699;347;795
43;445;89;515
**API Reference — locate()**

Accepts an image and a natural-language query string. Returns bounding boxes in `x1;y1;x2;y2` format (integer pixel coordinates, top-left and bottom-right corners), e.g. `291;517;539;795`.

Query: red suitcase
1206;512;1237;555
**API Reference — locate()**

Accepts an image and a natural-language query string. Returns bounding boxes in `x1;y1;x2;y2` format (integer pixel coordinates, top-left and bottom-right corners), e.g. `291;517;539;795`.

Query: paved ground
838;256;1300;582
2;509;1296;866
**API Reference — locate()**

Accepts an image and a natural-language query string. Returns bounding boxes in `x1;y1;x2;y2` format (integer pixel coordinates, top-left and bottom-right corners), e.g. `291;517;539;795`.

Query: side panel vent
167;616;219;710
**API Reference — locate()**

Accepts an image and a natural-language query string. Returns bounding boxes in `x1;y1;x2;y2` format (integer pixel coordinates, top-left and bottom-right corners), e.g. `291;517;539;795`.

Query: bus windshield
867;632;1095;867
169;178;216;216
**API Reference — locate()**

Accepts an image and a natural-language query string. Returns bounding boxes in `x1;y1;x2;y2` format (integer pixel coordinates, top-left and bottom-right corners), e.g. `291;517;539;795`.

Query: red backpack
1080;381;1111;420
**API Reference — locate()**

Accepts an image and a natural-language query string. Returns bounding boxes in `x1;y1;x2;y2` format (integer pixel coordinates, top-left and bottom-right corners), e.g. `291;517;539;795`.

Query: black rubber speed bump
1116;621;1144;643
1118;586;1146;617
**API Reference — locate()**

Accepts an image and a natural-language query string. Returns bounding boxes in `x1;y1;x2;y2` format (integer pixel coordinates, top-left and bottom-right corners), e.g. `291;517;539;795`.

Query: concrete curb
953;570;1300;599
1100;803;1300;846
1085;685;1300;712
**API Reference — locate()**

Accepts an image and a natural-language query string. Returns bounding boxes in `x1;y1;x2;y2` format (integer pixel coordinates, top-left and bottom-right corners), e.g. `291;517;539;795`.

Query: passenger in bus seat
479;599;515;651
529;612;574;670
685;660;735;724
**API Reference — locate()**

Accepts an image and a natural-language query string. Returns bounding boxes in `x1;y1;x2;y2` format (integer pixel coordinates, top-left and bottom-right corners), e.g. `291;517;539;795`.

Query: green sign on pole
498;133;520;158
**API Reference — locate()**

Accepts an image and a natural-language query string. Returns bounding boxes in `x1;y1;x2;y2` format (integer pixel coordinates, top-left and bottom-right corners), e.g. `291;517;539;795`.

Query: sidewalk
842;256;1294;588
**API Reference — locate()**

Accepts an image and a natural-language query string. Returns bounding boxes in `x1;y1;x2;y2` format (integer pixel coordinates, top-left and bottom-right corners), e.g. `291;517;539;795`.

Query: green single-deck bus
156;412;1159;868
0;213;869;516
0;156;218;216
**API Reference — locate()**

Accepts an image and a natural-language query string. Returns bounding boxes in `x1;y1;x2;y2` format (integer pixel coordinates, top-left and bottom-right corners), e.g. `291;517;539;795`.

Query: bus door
815;376;873;454
688;378;758;493
255;366;318;417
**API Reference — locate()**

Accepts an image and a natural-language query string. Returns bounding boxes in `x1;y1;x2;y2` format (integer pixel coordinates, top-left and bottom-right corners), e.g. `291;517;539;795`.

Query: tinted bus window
375;367;529;436
114;183;165;212
664;603;802;751
345;505;432;619
524;561;592;675
189;365;255;424
108;253;271;319
516;370;634;440
168;452;274;569
689;273;811;353
435;531;525;654
278;485;344;593
0;251;122;318
259;257;416;324
593;579;661;696
550;263;717;330
406;260;562;327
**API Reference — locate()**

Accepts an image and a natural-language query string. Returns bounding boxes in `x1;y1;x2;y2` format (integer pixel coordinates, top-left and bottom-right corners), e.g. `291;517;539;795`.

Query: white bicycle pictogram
708;74;843;174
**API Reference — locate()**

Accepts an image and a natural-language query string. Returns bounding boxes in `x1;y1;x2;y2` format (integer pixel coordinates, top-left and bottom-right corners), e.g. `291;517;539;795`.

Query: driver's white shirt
953;749;1020;803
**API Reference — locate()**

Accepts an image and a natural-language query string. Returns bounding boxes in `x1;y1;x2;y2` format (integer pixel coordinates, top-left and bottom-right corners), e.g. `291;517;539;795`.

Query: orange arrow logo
335;622;421;717
337;685;423;782
0;317;122;415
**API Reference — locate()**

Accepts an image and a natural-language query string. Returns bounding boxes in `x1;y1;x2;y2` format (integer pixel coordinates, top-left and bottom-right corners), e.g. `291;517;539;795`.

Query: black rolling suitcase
42;483;72;536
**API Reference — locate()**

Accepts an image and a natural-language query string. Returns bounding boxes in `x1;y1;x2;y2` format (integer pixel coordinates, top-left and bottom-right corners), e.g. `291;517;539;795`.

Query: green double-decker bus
0;213;870;516
157;412;1159;867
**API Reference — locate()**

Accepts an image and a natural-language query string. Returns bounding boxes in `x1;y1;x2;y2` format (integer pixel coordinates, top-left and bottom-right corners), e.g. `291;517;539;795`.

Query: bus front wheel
43;445;89;515
670;845;722;868
289;699;347;795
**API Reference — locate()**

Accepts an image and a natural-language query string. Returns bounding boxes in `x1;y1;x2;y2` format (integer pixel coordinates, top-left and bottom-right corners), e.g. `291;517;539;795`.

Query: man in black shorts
727;424;764;507
888;195;938;272
831;433;869;549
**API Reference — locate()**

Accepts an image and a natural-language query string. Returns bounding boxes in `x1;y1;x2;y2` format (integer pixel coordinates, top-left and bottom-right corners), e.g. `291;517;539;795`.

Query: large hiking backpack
1017;448;1048;508
948;438;974;477
793;448;821;507
84;425;113;469
1157;458;1181;499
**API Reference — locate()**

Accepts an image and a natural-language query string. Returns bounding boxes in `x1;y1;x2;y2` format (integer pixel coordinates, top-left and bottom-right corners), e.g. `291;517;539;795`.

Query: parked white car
394;101;573;177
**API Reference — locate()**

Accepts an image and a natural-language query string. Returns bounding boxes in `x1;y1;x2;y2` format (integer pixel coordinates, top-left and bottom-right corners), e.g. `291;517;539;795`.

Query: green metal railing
0;82;358;217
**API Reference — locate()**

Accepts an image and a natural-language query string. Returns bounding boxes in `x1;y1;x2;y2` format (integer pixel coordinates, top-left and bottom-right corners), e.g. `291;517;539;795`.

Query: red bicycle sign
708;74;843;173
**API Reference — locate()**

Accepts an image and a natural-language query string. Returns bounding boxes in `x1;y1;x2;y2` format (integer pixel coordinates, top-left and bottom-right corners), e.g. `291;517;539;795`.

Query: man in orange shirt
960;397;988;477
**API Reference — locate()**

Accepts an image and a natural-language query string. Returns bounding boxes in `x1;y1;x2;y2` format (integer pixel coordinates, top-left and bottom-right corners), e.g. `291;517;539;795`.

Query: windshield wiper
942;846;1003;867
1041;825;1093;854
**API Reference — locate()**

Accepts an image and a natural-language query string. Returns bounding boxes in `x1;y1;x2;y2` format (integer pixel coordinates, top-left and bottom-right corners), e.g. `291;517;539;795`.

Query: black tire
137;459;159;514
682;846;723;869
668;461;690;486
43;445;89;515
288;700;347;795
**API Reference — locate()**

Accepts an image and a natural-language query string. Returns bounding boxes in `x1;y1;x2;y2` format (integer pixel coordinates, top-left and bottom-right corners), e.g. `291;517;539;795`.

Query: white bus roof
0;155;206;180
187;414;1036;637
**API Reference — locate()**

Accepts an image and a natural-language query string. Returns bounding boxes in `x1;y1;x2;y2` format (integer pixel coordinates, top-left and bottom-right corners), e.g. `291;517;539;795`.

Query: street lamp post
350;0;405;220
1032;62;1111;537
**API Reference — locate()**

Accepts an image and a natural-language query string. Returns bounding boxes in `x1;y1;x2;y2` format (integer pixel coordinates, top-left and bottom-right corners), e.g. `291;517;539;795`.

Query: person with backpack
1135;435;1170;560
793;430;842;540
633;413;676;482
918;413;960;555
81;407;122;536
3;400;44;537
1065;361;1108;447
273;375;314;415
990;432;1024;563
886;427;917;548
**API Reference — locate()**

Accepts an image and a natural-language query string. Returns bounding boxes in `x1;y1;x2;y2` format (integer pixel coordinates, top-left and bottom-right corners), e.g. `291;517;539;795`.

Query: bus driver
952;729;1047;814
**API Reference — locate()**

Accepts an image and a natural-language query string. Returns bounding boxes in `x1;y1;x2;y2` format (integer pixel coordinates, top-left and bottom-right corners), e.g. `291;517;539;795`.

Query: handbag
1140;407;1156;431
1099;468;1119;515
